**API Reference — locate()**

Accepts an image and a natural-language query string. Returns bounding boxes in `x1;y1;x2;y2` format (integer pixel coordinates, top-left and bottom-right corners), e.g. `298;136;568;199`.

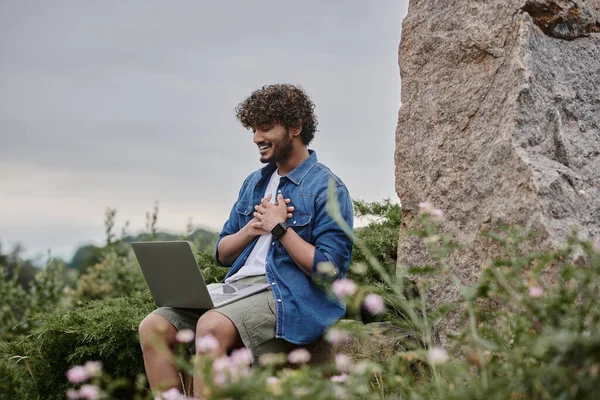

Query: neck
276;146;310;175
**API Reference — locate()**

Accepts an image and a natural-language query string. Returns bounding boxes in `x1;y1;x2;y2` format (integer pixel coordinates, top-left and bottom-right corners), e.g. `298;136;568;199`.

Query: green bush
350;199;401;286
0;259;67;342
2;293;154;399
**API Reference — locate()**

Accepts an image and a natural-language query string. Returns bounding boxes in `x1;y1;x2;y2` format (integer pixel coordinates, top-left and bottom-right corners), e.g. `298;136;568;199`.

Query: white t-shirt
225;170;281;283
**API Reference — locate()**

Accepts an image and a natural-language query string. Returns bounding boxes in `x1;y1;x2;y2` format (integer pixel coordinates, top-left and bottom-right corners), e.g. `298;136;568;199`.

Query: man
138;84;354;395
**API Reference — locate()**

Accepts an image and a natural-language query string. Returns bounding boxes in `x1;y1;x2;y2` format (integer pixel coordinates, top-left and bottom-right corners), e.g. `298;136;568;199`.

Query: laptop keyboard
210;293;237;304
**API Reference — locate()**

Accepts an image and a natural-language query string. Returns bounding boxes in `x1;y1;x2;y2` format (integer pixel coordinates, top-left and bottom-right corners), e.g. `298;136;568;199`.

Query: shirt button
277;299;282;302
293;221;296;224
272;241;275;245
277;190;282;193
271;282;276;286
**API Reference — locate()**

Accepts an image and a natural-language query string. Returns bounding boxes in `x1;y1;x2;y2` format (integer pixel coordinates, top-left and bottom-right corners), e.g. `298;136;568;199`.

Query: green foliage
2;293;154;399
71;249;149;305
349;199;401;287
4;199;600;399
0;259;67;342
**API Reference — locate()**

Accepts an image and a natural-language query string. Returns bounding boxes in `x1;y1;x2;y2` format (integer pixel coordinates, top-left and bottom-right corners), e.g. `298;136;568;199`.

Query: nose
253;130;263;144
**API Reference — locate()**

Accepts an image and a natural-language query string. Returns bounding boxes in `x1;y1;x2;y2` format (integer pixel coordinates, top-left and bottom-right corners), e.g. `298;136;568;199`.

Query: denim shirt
215;150;354;344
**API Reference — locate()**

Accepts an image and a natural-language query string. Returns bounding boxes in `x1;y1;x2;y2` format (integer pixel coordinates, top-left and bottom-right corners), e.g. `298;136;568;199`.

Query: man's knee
139;314;177;350
196;311;241;351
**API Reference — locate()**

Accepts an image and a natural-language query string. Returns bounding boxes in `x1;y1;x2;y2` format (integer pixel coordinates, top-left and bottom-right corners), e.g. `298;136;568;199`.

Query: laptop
131;241;270;309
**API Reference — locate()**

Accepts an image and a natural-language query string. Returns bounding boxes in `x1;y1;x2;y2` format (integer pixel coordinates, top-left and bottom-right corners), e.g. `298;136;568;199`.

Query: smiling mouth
258;143;272;151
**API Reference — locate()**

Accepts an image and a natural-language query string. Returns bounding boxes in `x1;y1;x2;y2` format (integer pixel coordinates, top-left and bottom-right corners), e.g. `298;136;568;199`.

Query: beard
259;130;294;164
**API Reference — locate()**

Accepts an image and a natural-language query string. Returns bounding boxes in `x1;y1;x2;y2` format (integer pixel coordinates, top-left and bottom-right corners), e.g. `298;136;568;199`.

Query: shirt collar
260;150;318;185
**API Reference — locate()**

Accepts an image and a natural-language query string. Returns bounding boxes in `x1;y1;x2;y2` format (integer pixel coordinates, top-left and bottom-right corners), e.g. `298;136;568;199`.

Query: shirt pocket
235;201;254;229
288;212;312;241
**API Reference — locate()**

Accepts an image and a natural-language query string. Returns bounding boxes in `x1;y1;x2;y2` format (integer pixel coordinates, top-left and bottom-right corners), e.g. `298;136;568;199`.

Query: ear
290;124;303;138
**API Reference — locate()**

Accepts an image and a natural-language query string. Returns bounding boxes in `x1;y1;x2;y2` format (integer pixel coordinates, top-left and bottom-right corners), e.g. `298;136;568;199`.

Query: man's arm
217;218;266;266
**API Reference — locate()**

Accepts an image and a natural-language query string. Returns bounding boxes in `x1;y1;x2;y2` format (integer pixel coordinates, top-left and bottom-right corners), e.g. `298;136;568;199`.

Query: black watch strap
271;221;289;240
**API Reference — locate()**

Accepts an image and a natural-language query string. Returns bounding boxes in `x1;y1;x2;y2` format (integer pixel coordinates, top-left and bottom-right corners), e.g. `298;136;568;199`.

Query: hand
252;194;293;232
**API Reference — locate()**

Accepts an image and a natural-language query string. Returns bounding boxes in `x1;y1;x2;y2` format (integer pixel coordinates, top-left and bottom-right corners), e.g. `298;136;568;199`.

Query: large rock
395;0;600;345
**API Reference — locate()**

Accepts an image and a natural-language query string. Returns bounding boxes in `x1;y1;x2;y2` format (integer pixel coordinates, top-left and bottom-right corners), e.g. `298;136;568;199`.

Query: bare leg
138;314;181;392
193;311;243;398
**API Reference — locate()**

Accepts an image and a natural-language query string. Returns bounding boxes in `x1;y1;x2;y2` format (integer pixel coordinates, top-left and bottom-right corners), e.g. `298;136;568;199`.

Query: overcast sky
0;1;408;262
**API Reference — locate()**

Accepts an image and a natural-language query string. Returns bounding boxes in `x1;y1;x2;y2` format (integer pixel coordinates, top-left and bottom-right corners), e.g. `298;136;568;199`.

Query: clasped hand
249;193;293;234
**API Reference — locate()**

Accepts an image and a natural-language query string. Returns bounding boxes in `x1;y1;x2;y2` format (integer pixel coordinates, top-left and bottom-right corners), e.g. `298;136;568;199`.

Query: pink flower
593;239;600;255
326;328;351;344
78;384;100;400
427;347;449;365
335;354;352;372
266;376;282;395
66;366;89;384
230;348;252;366
196;334;219;354
66;389;80;399
160;388;185;400
330;373;349;383
175;329;195;343
430;208;444;220
212;356;231;373
363;294;385;315
418;202;433;213
529;286;543;297
83;361;102;377
213;372;227;387
287;348;311;364
332;279;357;299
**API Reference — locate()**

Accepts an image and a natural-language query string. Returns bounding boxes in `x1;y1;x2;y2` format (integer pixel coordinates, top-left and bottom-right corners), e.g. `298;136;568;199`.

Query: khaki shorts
151;275;297;362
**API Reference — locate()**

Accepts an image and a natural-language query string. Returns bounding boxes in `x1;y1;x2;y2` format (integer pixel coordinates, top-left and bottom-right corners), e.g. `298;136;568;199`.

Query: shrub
2;293;154;399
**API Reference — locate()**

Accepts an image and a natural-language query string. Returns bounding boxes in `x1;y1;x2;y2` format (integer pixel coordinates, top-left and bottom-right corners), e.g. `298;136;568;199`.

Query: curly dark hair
235;84;318;145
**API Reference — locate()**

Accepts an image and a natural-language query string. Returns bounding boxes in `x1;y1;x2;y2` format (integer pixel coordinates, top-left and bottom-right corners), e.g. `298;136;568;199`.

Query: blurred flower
430;208;444;220
158;388;186;400
419;202;443;220
196;334;219;353
593;239;600;255
266;376;283;396
418;202;433;213
287;348;311;364
352;262;368;275
427;347;449;365
528;286;543;297
363;294;385;315
317;262;338;277
258;352;287;366
230;347;252;366
330;373;349;383
332;279;357;299
66;389;80;399
78;384;100;400
66;366;89;384
213;356;231;373
335;354;352;372
213;372;227;387
83;361;102;377
175;329;195;343
326;328;351;345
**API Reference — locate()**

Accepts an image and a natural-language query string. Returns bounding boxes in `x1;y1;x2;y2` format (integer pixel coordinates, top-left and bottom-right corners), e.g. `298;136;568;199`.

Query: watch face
272;222;287;240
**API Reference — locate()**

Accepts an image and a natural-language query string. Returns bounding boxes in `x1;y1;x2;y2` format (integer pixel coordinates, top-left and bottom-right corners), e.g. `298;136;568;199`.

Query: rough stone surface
395;0;600;345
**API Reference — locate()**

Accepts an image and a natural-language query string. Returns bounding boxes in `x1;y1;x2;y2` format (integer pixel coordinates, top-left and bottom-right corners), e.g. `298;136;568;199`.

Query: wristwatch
271;221;289;240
